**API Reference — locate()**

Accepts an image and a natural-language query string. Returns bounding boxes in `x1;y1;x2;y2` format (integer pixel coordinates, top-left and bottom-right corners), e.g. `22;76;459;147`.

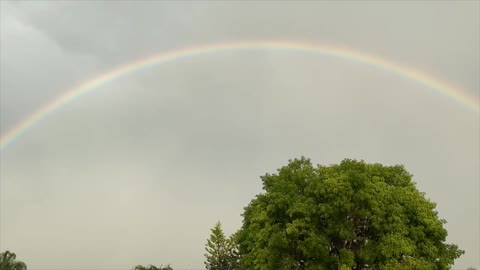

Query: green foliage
0;251;27;270
205;222;240;270
132;264;173;270
237;157;464;270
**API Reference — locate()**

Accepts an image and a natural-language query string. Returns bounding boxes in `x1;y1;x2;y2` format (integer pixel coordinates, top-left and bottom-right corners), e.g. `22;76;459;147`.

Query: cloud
1;1;478;269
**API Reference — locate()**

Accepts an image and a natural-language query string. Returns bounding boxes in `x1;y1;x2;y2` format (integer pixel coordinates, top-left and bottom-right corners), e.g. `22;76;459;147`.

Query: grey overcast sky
0;1;479;269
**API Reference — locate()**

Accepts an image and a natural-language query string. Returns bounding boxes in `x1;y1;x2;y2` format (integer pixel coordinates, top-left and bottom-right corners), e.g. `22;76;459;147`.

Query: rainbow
1;40;478;151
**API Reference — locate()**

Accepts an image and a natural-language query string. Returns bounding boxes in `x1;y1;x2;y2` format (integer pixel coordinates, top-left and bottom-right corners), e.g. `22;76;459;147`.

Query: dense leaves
237;157;464;270
0;251;27;270
205;222;240;270
132;264;173;270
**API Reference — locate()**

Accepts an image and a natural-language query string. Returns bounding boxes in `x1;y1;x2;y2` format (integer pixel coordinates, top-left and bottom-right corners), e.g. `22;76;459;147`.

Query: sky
0;1;479;269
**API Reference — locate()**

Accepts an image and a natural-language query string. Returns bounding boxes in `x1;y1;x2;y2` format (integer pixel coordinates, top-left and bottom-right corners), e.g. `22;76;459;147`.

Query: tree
0;251;27;270
237;157;464;270
132;264;173;270
205;222;240;270
227;232;240;270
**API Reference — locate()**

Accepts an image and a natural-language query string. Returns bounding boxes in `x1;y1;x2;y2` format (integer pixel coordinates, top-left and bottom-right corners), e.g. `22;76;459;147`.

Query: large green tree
204;222;240;270
0;251;27;270
237;157;464;270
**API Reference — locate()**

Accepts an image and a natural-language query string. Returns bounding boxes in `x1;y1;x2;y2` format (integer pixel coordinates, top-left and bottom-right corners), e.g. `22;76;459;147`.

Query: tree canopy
0;251;27;270
132;264;173;270
237;157;464;270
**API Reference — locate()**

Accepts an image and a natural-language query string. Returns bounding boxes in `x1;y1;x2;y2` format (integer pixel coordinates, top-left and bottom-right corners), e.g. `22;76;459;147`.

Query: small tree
132;264;173;270
0;251;27;270
205;222;239;270
226;232;240;270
